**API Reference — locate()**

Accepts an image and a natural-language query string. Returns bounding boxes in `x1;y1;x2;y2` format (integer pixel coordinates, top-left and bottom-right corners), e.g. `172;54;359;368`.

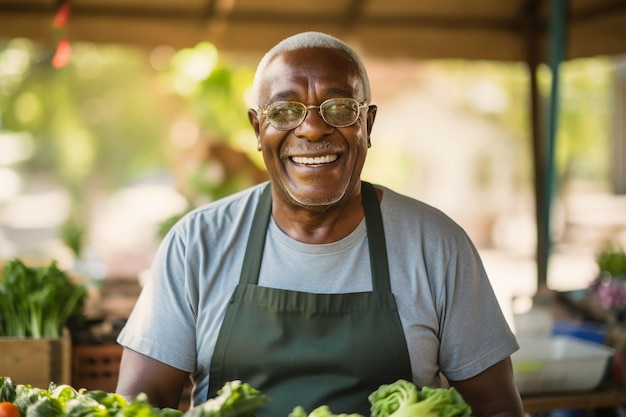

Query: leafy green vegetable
158;405;186;417
2;376;472;417
369;379;418;417
0;376;17;403
26;396;64;417
0;377;183;417
117;393;164;417
50;385;79;404
0;259;87;338
65;389;129;417
182;380;269;417
288;405;365;417
596;244;626;277
11;383;50;416
369;380;472;417
288;406;308;417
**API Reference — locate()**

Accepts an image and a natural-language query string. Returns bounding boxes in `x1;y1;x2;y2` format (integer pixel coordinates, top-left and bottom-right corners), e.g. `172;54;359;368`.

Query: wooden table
522;386;626;416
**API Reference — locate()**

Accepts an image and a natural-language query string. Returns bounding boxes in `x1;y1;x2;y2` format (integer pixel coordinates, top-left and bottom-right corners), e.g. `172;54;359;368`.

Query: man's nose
295;106;333;140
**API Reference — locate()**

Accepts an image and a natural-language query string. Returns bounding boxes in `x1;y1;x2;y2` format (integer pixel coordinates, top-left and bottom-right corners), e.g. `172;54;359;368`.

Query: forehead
258;48;364;102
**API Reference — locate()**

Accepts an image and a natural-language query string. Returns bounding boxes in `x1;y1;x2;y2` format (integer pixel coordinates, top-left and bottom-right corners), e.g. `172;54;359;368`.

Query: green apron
207;181;412;416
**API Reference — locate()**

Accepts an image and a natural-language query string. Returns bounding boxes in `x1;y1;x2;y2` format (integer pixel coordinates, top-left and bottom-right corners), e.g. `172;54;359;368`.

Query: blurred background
0;0;625;331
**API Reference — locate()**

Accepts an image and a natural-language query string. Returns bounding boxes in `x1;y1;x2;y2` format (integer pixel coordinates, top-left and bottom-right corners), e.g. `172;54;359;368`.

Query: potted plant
587;244;626;322
596;244;626;279
0;259;87;388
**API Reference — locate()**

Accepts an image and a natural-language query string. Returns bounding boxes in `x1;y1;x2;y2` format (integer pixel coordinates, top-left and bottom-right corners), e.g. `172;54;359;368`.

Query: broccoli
369;380;473;417
368;379;418;417
288;404;365;417
182;380;270;417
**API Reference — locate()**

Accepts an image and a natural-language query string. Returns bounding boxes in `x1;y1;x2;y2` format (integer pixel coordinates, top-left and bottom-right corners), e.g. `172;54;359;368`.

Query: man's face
249;47;376;210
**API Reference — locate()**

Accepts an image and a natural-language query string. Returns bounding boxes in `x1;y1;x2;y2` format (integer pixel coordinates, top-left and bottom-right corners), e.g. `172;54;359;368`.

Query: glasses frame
257;98;369;131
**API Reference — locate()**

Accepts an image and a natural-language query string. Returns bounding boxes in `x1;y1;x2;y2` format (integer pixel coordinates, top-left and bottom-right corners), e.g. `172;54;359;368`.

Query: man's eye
270;104;299;119
269;107;286;118
326;103;354;115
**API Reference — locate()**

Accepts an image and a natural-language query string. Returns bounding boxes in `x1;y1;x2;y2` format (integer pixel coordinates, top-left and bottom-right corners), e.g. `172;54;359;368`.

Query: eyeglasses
258;98;368;131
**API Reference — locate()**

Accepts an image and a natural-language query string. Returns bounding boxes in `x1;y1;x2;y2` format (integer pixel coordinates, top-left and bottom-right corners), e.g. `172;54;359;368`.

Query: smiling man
252;46;371;214
116;31;524;417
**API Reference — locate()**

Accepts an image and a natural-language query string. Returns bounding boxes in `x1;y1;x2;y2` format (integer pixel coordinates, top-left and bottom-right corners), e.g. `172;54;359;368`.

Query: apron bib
207;182;412;416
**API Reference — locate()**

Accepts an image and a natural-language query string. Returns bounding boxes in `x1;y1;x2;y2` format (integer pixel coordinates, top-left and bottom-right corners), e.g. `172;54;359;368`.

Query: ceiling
0;0;625;63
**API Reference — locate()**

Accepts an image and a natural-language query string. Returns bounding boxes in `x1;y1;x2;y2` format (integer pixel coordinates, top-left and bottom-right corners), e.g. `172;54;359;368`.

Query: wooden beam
0;3;520;33
522;0;548;289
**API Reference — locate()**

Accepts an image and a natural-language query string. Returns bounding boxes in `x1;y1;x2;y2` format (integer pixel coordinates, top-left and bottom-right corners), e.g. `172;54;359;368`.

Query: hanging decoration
52;0;72;68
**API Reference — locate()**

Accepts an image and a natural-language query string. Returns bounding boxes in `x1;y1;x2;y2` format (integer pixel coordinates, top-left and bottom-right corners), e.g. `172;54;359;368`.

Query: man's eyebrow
325;87;354;97
267;88;357;104
268;91;297;103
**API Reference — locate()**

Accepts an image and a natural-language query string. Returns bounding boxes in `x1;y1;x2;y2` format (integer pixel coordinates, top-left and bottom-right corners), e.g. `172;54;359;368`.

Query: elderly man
116;31;524;417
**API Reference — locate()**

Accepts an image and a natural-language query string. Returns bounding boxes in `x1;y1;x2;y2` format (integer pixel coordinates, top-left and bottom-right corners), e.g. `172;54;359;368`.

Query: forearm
116;347;189;409
449;358;525;417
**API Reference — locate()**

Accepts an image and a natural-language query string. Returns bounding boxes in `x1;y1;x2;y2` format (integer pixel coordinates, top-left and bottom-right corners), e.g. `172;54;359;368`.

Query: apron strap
239;183;272;285
361;181;391;292
239;181;391;291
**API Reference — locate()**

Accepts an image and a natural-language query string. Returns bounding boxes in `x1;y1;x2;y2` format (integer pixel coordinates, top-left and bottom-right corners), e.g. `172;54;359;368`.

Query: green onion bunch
0;259;87;338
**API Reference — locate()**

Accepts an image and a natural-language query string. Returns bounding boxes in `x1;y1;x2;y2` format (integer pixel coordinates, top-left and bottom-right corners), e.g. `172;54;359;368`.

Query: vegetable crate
71;343;123;392
0;333;71;388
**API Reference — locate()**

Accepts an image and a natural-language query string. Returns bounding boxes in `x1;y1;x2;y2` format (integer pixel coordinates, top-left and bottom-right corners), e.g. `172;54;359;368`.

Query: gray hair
251;31;371;106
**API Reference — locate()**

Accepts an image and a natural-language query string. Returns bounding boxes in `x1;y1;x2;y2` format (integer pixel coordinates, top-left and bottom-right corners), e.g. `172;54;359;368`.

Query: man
116;31;524;417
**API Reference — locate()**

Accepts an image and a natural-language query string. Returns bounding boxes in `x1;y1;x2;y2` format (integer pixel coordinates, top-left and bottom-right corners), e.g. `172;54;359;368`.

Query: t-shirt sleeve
117;225;197;372
437;231;518;381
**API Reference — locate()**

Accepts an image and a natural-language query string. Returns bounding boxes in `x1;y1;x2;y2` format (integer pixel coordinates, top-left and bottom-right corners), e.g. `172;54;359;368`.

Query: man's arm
116;347;190;409
449;357;525;417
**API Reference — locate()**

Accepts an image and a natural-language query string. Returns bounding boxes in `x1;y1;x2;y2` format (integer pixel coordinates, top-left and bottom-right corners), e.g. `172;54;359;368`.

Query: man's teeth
292;155;338;164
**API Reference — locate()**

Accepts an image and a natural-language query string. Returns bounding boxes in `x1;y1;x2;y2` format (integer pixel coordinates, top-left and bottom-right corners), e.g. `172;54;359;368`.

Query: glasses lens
321;98;360;127
263;98;363;130
266;102;305;130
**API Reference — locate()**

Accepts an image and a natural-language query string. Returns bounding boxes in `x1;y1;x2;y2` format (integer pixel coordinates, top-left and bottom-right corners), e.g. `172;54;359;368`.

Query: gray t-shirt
117;182;518;406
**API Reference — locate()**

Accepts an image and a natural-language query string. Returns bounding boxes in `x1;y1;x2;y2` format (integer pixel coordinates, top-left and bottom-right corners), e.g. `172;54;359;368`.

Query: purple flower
588;274;626;311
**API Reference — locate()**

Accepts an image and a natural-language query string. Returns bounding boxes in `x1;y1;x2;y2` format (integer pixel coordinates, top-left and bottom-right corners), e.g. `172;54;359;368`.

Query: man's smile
291;154;339;164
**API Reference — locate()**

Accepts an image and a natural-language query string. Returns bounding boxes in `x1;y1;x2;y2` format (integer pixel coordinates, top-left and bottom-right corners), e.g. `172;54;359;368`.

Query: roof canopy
0;0;625;62
1;0;624;288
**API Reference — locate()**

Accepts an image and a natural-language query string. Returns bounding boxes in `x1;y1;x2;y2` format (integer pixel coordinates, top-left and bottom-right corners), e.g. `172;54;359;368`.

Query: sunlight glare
0;131;34;165
0;167;21;201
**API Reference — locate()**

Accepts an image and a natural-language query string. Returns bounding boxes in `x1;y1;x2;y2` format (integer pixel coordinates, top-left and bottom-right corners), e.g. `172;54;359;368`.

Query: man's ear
366;105;377;146
366;105;377;135
248;109;262;150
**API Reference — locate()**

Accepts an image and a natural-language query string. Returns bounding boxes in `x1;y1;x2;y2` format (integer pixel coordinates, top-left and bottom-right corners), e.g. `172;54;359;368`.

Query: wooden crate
0;333;72;388
72;343;123;392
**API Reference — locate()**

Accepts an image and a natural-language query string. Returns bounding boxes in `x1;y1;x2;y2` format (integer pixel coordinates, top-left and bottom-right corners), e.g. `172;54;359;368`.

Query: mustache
282;142;345;155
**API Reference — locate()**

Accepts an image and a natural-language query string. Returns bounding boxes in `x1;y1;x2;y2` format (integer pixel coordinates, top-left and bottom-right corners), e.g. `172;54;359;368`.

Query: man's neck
270;192;366;244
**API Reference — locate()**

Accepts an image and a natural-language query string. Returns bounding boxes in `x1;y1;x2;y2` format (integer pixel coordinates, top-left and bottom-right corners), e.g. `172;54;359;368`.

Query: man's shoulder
378;184;444;216
170;182;268;235
377;184;467;235
190;181;267;214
